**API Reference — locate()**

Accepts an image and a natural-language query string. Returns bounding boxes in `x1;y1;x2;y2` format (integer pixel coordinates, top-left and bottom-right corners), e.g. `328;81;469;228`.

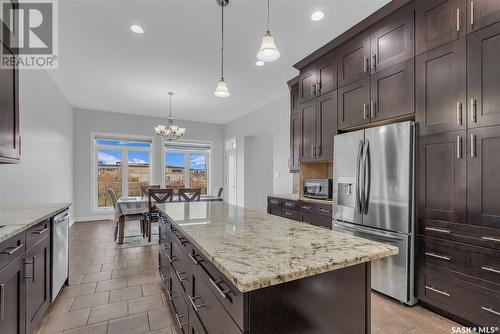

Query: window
95;137;152;208
164;142;210;194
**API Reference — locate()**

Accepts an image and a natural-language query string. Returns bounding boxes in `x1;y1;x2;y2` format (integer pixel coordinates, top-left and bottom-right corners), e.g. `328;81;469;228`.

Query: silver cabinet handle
33;227;48;235
174;270;186;283
470;133;476;158
319;208;330;213
301;206;312;210
0;243;24;255
425;252;451;261
284;211;294;216
209;278;230;299
470;1;475;25
456;102;463;125
284;202;295;207
175;313;187;329
310;83;315;96
188;295;206;312
370;100;376;118
316;81;321;94
482;266;500;274
425;285;450;297
363;103;369;120
363;56;368;73
482;307;500;316
0;284;4;321
371;54;376;72
166;254;176;263
425;227;451;234
457;136;462;159
456;8;461;31
187;253;199;265
166;288;175;301
482;236;500;243
471;99;477;123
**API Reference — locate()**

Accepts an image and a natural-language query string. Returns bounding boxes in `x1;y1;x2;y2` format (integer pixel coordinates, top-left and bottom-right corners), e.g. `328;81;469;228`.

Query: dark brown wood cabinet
0;44;20;164
338;78;370;129
468;21;500;128
417;131;467;223
267;197;333;229
338;34;370;88
0;256;26;334
469;0;500;33
289;81;301;172
416;38;467;135
416;0;466;55
299;100;316;162
298;53;337;104
467;125;500;229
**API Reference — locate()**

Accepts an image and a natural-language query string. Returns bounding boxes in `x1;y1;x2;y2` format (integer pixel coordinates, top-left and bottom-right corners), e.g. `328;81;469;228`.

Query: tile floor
36;220;460;334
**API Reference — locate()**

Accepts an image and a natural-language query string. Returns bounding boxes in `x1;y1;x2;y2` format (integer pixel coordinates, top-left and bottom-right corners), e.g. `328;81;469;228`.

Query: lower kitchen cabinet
0;256;26;334
267;197;332;229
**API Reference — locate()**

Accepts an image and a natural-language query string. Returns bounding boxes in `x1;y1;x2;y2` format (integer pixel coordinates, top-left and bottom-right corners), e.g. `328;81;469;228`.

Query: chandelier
154;92;186;141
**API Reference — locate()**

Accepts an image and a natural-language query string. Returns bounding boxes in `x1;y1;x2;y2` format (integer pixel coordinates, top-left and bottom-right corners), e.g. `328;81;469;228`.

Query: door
416;38;467;135
290;112;301;171
225;150;237;205
338;78;370;130
25;237;50;334
315;52;337;96
363;122;413;234
370;5;414;73
467;125;500;228
300;100;317;162
332;221;413;304
298;66;317;103
333;129;365;225
290;84;299;115
416;0;466;55
338;34;370;87
0;44;19;163
370;59;414;122
469;0;500;33
0;256;26;334
315;90;337;162
417;131;467;223
468;21;500;128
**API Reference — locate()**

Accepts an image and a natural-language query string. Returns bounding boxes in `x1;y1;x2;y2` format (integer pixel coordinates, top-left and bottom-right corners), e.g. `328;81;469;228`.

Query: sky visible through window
96;139;151;165
165;152;207;169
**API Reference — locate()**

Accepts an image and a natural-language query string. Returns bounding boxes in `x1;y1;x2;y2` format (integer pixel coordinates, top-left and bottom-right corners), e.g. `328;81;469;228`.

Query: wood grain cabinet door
416;38;467;135
0;44;19;163
467;125;500;228
370;59;414;122
468;0;500;33
290;112;301;172
416;0;466;55
0;256;26;334
338;78;370;130
468;21;500;128
315;90;337;162
25;237;50;334
370;5;414;74
298;66;317;104
338;34;370;87
300;100;317;162
417;131;466;223
315;53;337;96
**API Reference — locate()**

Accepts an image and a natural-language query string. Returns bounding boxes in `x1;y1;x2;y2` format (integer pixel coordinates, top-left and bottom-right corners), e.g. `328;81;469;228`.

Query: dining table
115;195;224;244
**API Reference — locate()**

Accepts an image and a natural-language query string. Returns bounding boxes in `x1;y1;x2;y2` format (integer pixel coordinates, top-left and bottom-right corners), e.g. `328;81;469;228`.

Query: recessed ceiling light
256;60;265;67
130;25;145;34
311;11;325;21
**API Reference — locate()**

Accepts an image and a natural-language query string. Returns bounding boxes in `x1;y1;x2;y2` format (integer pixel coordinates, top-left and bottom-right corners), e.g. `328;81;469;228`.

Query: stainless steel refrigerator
332;121;417;305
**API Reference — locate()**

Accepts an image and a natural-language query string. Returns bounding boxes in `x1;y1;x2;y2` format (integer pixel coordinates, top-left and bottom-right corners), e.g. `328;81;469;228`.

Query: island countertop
156;201;398;292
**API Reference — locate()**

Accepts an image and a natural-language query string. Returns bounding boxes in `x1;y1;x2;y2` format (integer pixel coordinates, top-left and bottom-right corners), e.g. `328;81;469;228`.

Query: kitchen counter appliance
303;178;333;200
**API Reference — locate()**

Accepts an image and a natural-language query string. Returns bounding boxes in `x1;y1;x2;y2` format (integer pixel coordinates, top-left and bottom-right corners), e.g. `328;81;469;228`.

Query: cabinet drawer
299;203;315;213
0;232;25;270
283;200;299;210
167;268;189;334
268;197;282;206
190;266;243;333
25;219;50;250
282;209;300;221
419;235;500;285
171;237;191;294
269;205;282;217
316;203;333;217
193;248;245;331
302;213;332;229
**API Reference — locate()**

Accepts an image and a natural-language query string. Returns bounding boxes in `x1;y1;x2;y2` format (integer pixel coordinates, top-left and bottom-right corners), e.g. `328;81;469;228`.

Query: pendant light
256;0;280;63
214;0;230;97
154;92;186;141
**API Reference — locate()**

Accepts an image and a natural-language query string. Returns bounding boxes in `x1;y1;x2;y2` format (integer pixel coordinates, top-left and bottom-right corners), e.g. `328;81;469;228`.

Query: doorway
225;138;237;205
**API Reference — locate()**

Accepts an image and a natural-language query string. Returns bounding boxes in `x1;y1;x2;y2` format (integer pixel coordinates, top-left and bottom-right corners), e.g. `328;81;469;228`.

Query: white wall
0;71;74;217
225;94;293;207
73;109;225;221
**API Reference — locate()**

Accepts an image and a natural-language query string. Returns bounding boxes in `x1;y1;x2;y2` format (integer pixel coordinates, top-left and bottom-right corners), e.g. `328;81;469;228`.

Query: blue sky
165;153;207;169
97;149;206;169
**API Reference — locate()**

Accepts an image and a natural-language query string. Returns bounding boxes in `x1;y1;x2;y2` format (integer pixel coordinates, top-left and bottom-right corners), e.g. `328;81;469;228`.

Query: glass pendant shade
256;31;280;62
214;79;230;97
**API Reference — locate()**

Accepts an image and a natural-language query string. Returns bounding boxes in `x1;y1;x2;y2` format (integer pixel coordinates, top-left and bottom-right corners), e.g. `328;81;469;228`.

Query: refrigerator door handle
355;140;364;214
363;140;371;215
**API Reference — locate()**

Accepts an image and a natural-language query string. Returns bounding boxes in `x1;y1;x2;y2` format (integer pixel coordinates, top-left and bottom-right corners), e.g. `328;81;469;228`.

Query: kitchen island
157;202;398;334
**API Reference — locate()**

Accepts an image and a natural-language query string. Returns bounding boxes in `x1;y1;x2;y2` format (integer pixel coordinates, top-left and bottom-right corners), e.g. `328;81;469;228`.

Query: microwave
303;179;333;200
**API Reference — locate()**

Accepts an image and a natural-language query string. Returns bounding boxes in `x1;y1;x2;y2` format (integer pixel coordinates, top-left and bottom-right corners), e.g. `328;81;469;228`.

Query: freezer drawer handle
482;307;500;316
425;285;450;297
0;243;24;255
481;266;500;274
425;227;451;234
425;252;451;261
482;236;500;243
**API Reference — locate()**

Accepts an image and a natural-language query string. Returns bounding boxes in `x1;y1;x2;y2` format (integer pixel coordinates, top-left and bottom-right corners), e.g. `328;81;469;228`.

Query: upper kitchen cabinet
369;5;414;73
416;0;466;55
468;0;500;33
468;21;500;128
298;52;337;103
338;34;370;88
315;91;338;161
300;100;316;162
0;44;20;164
289;79;300;172
467;125;500;228
338;78;370;129
416;38;467;135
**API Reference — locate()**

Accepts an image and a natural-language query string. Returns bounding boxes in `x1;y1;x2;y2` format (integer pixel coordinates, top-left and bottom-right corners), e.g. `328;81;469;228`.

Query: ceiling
48;0;390;124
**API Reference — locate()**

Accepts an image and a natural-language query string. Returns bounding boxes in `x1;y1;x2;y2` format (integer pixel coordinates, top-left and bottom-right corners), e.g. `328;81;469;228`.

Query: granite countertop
156;202;398;293
0;203;71;243
271;193;333;204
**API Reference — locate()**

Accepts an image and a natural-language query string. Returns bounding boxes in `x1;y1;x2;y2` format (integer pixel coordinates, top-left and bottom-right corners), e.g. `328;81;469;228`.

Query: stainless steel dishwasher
52;209;69;301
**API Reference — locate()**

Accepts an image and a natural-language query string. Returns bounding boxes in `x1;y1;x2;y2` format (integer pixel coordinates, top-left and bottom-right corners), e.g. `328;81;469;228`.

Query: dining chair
141;184;160;197
178;188;201;202
108;188;145;241
144;188;174;242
